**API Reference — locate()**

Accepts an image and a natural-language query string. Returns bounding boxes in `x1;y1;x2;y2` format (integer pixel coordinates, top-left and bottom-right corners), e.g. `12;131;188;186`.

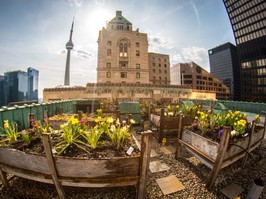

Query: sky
0;0;235;98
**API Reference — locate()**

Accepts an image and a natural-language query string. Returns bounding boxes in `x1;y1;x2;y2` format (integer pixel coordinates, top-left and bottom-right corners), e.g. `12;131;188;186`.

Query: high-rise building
0;68;39;106
170;62;230;100
223;0;266;102
97;11;149;84
27;67;39;101
148;53;170;85
0;75;6;107
208;42;240;100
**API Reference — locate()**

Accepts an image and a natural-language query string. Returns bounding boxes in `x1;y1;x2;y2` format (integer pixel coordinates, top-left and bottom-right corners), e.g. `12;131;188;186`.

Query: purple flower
218;129;223;137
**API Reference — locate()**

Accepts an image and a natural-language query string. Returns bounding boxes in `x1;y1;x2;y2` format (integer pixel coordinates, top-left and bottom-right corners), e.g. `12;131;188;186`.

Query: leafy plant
82;127;104;149
53;116;87;155
195;111;209;135
31;118;53;135
20;130;31;146
0;120;18;145
108;118;133;149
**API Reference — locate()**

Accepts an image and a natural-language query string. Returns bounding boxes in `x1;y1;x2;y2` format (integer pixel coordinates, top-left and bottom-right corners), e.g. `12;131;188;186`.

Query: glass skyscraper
208;42;240;101
0;67;39;107
223;0;266;102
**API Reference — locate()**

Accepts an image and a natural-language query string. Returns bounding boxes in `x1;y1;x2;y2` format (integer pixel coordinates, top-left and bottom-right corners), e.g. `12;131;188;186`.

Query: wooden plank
0;163;53;184
206;126;231;189
181;129;219;160
0;167;9;187
0;148;49;174
55;156;140;178
42;133;66;199
175;114;183;158
137;131;152;199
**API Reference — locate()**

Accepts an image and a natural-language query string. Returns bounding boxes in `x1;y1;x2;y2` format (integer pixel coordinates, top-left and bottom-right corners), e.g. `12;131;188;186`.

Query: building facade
0;68;39;107
170;62;230;100
97;11;149;84
27;67;39;101
223;0;266;102
148;53;170;85
43;83;216;103
208;42;240;100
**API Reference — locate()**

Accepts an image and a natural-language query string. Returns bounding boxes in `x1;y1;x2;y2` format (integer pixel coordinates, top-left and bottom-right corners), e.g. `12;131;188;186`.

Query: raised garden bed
0;121;152;199
176;122;265;189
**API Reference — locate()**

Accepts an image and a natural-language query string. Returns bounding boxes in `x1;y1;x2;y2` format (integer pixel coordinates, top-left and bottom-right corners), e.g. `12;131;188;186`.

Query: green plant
82;127;104;149
195;111;209;135
108;118;133;149
0;120;18;145
53;116;87;155
20;130;31;146
31;118;53;135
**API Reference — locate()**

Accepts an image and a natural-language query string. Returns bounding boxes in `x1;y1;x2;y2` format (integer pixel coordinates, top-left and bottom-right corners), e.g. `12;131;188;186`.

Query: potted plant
0;115;153;199
176;109;265;189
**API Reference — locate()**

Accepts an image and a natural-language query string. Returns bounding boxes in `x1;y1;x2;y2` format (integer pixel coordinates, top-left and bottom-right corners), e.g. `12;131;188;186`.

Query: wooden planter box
0;132;152;199
150;109;182;143
176;123;265;189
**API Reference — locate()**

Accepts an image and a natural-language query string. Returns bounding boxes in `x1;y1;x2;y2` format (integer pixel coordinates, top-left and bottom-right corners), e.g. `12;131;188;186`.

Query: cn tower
64;19;74;86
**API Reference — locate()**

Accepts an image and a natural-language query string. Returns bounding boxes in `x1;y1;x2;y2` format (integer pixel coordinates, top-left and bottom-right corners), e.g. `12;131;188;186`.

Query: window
136;72;140;79
136;64;140;69
153;63;155;66
121;72;127;78
164;70;167;74
119;41;128;57
136;42;140;47
106;72;111;78
159;63;161;67
119;61;128;68
164;64;167;68
136;50;140;56
107;41;112;46
153;69;155;72
106;62;111;68
107;49;111;56
159;69;161;73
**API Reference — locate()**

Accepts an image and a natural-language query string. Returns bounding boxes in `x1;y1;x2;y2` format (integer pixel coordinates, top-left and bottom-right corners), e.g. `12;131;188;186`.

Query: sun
88;8;113;30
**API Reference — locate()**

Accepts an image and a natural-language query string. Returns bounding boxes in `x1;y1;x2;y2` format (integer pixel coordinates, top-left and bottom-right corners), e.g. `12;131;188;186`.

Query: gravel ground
1;129;266;199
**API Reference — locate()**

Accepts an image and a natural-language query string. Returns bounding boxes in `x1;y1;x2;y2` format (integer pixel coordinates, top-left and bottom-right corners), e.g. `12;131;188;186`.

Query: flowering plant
0;120;18;145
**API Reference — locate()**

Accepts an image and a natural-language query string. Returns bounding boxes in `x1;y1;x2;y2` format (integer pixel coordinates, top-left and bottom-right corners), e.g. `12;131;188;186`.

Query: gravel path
1;130;266;199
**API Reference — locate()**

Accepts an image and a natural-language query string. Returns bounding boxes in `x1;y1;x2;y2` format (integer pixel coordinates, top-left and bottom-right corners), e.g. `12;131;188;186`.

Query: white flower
230;130;236;137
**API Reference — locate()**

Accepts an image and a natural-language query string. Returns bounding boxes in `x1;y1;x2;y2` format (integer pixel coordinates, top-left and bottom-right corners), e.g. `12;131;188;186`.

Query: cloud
171;46;209;71
66;0;84;7
75;49;93;59
57;48;93;59
148;33;174;52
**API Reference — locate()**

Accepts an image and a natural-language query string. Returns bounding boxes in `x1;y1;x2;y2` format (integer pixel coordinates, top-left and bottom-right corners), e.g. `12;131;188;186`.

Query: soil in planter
4;132;140;159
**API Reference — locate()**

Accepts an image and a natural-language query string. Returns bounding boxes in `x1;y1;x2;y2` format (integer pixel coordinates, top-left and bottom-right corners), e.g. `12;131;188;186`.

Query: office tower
64;19;74;86
27;67;39;101
1;67;39;106
97;11;150;84
223;0;266;102
170;62;230;100
208;42;240;100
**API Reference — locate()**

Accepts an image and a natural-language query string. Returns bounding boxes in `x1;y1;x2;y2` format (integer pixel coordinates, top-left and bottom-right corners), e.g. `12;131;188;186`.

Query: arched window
119;40;129;57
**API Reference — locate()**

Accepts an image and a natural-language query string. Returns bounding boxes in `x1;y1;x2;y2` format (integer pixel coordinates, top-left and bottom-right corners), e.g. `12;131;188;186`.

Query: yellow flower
106;117;114;123
4;120;9;128
130;119;135;124
167;105;171;110
95;116;102;123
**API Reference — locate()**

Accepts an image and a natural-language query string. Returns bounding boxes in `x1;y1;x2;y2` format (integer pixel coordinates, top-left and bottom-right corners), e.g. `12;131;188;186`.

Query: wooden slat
0;148;49;174
0;167;9;187
138;131;153;199
206;126;231;189
54;156;139;178
42;133;66;199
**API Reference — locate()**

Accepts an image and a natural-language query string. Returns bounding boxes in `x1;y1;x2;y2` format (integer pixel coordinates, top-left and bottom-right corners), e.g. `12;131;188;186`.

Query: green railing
191;99;266;115
0;100;74;131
